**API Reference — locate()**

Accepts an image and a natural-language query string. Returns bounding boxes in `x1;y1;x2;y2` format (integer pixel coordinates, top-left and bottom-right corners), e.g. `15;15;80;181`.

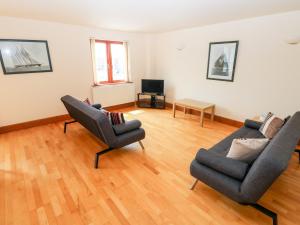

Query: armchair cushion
226;138;269;163
92;103;102;109
244;119;262;130
259;114;284;139
113;120;142;135
196;149;249;181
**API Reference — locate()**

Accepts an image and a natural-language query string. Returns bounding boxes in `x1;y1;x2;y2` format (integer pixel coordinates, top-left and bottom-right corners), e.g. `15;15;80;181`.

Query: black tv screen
142;79;164;94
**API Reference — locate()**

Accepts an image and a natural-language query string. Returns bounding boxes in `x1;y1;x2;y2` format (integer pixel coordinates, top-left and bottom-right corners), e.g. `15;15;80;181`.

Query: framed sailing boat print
206;41;238;82
0;39;52;75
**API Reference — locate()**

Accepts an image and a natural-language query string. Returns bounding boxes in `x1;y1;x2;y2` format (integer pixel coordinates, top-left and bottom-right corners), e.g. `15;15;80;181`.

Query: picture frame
0;39;53;75
206;41;239;82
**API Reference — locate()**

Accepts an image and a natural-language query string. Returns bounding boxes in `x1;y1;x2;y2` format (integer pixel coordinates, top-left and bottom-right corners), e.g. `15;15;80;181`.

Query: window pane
95;42;108;82
111;44;126;81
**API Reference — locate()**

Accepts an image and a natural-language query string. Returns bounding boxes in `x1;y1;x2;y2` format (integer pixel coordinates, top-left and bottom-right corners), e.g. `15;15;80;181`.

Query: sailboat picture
0;39;52;74
206;41;239;82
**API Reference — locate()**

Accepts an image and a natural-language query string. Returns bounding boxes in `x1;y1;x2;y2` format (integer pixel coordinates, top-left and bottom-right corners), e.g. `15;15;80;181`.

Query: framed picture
0;39;53;75
206;41;239;82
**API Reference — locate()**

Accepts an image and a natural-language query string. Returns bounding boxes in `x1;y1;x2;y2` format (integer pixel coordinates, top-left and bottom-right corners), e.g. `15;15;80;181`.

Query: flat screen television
142;79;164;95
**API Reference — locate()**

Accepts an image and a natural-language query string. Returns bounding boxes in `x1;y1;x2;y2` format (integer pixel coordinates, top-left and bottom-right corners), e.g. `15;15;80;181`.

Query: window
93;40;128;84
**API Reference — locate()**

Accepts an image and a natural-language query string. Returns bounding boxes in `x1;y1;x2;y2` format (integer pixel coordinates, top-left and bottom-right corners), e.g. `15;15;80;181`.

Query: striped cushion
259;113;284;139
262;112;273;122
101;109;125;125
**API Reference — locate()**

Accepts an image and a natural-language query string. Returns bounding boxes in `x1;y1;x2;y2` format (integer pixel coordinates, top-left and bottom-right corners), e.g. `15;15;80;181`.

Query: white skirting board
91;83;136;107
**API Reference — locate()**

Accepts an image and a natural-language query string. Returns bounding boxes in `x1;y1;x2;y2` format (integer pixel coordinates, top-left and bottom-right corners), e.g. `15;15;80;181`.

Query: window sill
92;81;133;87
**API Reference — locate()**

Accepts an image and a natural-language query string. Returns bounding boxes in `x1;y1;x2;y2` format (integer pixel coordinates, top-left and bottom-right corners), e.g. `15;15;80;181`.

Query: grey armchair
190;112;300;225
61;95;145;168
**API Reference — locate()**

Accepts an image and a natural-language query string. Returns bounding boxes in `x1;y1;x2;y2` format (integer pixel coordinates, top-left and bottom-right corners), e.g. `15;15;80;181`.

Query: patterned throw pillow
259;113;284;139
227;138;269;163
83;98;91;105
101;109;125;125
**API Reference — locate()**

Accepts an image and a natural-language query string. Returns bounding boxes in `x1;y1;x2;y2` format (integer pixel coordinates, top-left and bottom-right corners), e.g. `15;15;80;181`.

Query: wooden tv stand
137;93;166;109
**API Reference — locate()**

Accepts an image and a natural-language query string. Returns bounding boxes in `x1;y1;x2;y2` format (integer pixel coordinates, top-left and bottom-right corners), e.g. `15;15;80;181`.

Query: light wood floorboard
0;107;299;225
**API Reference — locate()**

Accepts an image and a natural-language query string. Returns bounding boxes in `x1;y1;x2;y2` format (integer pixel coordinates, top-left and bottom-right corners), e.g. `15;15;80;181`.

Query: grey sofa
190;112;300;225
61;95;145;168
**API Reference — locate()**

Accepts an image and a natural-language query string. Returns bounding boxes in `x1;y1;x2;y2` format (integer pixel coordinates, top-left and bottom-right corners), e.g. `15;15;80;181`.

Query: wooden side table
173;99;215;127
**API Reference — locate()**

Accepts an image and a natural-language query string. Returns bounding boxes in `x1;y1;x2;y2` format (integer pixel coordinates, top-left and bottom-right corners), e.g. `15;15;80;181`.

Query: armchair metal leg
190;179;198;190
94;147;114;169
295;149;300;164
250;204;278;225
64;120;76;133
138;141;145;150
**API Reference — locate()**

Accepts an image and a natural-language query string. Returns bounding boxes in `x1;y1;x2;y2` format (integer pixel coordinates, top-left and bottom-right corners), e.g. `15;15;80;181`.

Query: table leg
200;109;204;127
173;103;176;118
211;106;215;121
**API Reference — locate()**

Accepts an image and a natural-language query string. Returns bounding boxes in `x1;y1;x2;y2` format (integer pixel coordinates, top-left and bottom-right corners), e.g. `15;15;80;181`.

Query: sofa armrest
195;149;249;180
244;119;262;130
92;103;102;110
113;120;142;135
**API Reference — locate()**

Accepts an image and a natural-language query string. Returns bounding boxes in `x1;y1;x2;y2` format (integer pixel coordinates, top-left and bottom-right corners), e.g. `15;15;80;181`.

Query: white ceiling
0;0;299;32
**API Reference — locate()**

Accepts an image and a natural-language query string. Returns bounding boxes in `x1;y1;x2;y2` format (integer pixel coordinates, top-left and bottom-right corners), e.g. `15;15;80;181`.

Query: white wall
0;17;148;126
149;11;300;121
1;11;300;126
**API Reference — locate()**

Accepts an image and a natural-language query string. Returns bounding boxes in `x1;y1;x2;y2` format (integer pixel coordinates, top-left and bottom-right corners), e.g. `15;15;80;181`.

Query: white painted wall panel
92;83;136;107
0;17;147;126
149;11;300;121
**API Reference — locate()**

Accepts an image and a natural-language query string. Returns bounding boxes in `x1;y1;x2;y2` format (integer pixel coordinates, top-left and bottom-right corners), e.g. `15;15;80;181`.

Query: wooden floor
1;107;300;225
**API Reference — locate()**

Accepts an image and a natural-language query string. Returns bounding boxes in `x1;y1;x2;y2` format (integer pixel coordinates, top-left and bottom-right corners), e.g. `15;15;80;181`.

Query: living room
0;1;300;225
